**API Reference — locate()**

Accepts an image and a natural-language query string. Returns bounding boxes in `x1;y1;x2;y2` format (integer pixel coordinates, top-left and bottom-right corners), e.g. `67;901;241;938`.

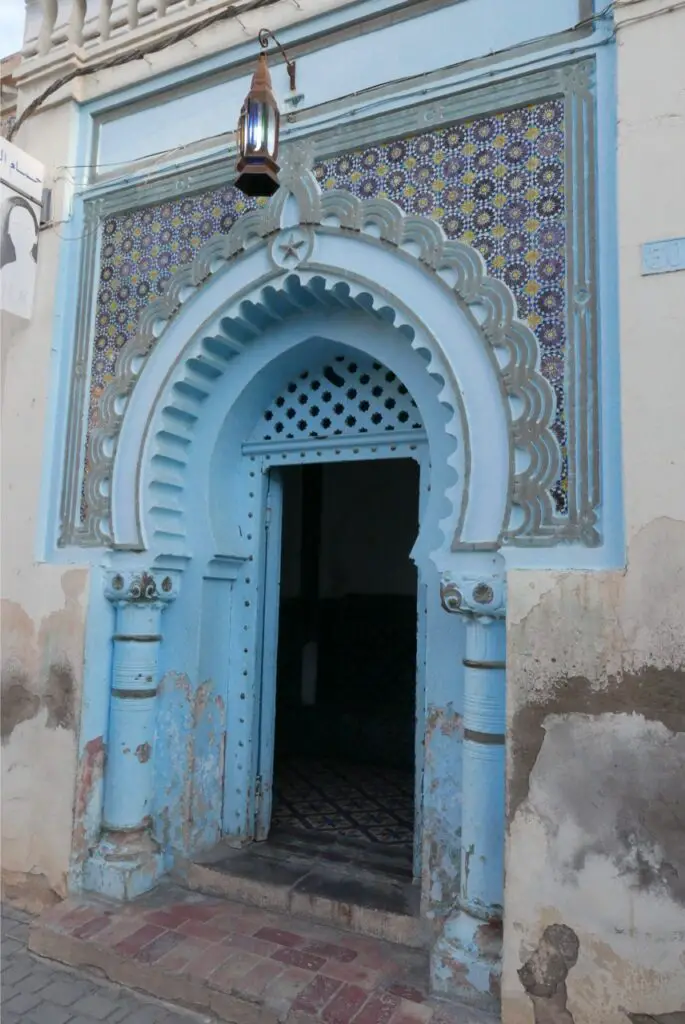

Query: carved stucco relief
58;65;600;550
85;143;560;553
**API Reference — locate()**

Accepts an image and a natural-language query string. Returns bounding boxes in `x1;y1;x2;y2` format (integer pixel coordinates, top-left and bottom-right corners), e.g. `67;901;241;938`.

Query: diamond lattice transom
257;352;423;443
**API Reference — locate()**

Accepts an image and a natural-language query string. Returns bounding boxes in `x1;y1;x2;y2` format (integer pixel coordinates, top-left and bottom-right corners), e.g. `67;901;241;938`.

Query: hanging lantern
235;52;281;198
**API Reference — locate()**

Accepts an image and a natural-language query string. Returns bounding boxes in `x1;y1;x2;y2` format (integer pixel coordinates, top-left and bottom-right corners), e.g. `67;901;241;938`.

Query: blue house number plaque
641;237;685;275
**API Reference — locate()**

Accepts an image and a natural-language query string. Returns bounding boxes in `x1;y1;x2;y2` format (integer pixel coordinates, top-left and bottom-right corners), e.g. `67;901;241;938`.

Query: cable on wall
7;0;278;142
9;0;683;152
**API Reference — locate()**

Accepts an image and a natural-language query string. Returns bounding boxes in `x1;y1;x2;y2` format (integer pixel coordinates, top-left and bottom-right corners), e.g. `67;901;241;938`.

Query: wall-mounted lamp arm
258;28;297;92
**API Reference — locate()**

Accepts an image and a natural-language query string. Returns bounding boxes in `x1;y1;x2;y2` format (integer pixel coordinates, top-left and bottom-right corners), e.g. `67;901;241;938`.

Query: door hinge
255;774;263;803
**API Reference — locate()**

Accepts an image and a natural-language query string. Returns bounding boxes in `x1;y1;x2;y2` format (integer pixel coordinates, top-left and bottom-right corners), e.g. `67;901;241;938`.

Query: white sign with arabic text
1;139;44;320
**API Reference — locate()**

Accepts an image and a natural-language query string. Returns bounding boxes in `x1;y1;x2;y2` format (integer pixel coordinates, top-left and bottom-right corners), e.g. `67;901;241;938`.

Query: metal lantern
235;52;281;198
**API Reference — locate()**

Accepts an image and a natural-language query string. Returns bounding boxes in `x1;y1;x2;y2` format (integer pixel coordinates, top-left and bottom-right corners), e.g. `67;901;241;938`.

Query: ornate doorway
83;143;559;1007
258;460;421;865
237;346;429;882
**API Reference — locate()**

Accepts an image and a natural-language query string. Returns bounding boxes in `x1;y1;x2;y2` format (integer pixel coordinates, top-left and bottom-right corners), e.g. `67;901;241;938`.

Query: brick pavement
26;887;497;1024
2;901;215;1023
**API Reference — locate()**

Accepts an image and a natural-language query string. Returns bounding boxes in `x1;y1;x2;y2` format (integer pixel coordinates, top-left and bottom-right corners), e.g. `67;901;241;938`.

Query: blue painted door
414;455;429;879
255;469;284;841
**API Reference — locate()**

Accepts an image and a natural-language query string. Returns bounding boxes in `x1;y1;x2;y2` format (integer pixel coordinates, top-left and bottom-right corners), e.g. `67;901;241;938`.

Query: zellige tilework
86;98;567;518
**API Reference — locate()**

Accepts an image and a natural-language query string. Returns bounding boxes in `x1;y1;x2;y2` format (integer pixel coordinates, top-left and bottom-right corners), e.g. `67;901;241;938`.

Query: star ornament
279;234;306;261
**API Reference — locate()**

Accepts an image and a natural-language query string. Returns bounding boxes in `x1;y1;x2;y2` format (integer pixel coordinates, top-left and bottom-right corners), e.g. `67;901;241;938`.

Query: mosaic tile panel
88;97;568;516
273;756;414;847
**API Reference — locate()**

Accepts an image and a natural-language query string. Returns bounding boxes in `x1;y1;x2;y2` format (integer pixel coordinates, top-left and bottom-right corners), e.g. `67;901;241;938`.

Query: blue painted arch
83;192;543;914
110;255;514;566
148;312;459;571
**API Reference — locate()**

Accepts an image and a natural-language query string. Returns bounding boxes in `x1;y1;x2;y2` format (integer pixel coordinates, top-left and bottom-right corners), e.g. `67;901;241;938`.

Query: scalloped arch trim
138;285;455;558
88;143;560;550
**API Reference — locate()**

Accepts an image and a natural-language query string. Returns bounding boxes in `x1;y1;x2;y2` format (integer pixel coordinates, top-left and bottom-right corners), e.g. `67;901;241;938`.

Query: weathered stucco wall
503;536;685;1023
501;4;685;1021
1;102;89;908
1;570;88;906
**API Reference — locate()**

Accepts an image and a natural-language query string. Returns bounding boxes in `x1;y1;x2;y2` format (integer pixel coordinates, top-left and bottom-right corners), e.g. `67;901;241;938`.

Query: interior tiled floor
271;757;414;847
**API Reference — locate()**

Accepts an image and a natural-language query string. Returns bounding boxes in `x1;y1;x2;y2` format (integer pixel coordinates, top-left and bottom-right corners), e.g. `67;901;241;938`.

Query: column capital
439;571;506;618
105;569;177;606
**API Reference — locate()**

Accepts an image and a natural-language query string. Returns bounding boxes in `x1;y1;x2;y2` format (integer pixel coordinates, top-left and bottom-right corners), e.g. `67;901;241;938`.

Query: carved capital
440;572;506;619
105;570;177;606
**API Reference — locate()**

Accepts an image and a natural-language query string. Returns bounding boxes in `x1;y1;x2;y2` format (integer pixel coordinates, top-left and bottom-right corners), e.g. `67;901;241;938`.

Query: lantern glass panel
238;108;247;154
244;100;277;158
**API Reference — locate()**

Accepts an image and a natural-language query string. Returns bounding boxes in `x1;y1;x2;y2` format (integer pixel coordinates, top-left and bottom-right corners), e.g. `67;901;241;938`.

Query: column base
83;829;164;901
430;909;502;1011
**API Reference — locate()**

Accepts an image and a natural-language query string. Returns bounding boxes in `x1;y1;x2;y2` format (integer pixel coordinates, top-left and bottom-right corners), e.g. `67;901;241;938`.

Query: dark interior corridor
271;459;420;852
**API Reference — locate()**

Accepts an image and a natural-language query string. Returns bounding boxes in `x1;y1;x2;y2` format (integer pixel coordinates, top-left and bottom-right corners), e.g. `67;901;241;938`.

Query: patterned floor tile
272;758;414;847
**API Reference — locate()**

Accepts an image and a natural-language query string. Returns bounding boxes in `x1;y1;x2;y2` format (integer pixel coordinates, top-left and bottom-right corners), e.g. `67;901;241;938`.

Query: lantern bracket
258;28;297;93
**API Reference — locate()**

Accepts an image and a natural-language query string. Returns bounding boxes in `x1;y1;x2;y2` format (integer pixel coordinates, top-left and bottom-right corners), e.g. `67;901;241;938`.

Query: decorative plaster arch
90;143;559;554
144;316;457;568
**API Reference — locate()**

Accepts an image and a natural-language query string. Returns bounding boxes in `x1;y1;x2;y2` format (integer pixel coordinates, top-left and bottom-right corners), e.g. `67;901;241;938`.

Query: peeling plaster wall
1;103;88;904
1;571;88;902
501;7;685;1021
153;672;227;862
503;528;685;1024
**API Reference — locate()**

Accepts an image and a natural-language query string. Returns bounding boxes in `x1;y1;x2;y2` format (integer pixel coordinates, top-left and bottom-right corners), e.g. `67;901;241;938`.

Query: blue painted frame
41;28;623;571
247;442;430;877
254;466;284;841
42;0;624;920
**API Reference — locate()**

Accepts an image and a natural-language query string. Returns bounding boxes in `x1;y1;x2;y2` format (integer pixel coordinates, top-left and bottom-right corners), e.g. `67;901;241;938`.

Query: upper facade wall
17;0;586;174
616;0;685;542
13;0;621;570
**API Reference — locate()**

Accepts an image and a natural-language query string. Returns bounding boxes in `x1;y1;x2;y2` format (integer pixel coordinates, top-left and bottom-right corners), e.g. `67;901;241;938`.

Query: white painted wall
615;0;685;540
14;0;583;179
501;4;685;1021
0;101;88;907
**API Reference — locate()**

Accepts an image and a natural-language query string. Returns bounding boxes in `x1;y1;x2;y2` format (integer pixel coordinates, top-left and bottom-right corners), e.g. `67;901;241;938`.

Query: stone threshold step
257;828;414;881
177;838;429;949
29;885;497;1024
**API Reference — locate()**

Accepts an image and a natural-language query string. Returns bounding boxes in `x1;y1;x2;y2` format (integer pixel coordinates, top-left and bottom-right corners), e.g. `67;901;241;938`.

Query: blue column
430;571;506;1011
460;614;505;919
84;570;176;900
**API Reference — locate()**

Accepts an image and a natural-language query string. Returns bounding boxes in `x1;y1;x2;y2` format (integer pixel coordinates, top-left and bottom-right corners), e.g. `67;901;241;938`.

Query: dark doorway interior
271;459;420;857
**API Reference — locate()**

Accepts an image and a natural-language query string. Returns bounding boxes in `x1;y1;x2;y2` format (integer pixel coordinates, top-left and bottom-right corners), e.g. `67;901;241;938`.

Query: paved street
25;887;497;1024
2;903;216;1024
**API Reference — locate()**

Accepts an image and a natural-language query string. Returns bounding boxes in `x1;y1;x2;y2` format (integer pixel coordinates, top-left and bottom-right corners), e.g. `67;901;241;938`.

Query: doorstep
177;833;428;949
29;885;497;1024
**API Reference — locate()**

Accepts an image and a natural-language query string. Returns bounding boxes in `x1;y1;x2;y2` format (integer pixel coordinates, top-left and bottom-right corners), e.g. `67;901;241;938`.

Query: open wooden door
254;469;284;841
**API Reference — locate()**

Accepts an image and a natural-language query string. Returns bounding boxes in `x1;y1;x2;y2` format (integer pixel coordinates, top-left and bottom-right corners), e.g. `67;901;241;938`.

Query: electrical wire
9;0;682;147
50;136;224;241
7;0;279;142
54;132;228;172
13;0;683;211
614;0;685;27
